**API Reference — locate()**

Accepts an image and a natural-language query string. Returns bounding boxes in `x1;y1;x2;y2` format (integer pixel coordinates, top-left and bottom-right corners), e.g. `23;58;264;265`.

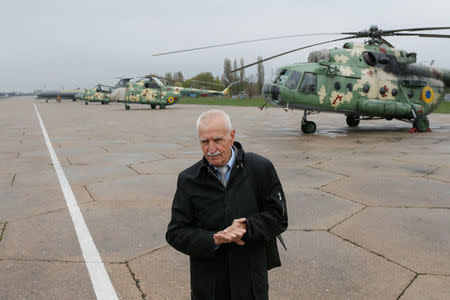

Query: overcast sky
2;0;450;91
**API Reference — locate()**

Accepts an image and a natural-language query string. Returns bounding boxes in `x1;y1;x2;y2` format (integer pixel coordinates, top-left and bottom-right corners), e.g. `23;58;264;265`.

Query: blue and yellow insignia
167;96;175;103
421;86;434;104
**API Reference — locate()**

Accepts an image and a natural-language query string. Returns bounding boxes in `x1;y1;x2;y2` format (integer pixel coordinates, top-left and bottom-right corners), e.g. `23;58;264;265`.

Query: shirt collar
212;146;235;171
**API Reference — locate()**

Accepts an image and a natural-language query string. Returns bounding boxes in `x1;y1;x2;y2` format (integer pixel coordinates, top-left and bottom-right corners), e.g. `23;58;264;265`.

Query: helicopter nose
270;85;280;100
263;83;280;101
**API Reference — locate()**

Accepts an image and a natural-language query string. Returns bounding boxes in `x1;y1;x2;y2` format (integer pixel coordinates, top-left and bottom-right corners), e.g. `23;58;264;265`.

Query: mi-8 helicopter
107;74;238;110
75;84;111;105
154;25;450;133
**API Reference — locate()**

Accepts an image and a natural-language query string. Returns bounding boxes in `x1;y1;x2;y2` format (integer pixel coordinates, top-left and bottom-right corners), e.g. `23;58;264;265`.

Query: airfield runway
0;96;449;299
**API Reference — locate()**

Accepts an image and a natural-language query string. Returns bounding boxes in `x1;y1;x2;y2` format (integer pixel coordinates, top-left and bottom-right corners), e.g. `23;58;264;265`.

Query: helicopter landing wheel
301;121;316;134
160;105;166;109
125;105;130;110
101;101;105;105
346;114;360;127
46;99;48;103
85;101;88;105
151;104;156;109
413;116;429;132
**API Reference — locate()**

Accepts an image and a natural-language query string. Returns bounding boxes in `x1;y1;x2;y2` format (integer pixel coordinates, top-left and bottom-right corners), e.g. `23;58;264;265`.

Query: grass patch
178;97;274;107
434;101;450;113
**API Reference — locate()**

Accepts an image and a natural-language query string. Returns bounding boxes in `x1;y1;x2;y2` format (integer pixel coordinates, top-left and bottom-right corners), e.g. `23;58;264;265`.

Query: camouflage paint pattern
76;88;110;103
107;76;236;109
264;42;450;119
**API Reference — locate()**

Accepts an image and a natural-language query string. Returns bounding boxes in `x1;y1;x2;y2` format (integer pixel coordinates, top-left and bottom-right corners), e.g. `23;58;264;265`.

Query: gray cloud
1;0;450;91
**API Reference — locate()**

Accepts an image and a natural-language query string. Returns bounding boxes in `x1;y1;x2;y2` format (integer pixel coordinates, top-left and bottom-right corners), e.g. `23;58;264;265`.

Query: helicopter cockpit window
285;71;302;89
144;80;161;89
274;69;291;85
299;73;317;93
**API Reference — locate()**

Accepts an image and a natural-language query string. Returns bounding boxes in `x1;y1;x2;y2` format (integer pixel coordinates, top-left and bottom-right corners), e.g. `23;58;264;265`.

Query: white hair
196;110;232;135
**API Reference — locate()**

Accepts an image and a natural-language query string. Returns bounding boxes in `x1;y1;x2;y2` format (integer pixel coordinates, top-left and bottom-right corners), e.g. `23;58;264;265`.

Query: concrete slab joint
126;262;147;300
0;222;7;243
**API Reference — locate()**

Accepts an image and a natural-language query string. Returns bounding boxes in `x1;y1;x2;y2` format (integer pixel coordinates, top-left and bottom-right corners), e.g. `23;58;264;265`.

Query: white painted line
34;104;118;300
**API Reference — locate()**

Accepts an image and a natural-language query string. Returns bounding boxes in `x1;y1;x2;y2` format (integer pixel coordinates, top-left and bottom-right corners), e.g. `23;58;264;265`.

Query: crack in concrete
327;206;368;231
128;165;142;175
416;273;450;276
0;222;7;243
7;206;69;223
286;228;327;232
66;157;88;166
158;153;172;159
126;262;147;300
424;171;450;184
0;257;86;264
10;174;16;187
83;185;95;202
316;183;368;207
328;231;417;275
397;273;418;300
128;244;169;263
306;160;351;178
393;152;408;160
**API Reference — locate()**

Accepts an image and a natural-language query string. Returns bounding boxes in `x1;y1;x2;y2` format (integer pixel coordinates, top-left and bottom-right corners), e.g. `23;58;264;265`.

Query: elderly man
166;110;287;300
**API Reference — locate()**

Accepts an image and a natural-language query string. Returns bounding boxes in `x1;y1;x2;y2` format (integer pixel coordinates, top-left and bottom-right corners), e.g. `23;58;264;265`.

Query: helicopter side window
285;71;302;89
274;69;291;85
299;73;317;93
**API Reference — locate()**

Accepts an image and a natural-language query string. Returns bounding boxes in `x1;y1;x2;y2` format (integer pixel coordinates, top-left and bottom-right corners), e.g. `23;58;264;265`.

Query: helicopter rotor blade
152;33;342;56
231;36;355;72
393;33;450;38
379;37;394;48
382;26;450;34
151;74;225;88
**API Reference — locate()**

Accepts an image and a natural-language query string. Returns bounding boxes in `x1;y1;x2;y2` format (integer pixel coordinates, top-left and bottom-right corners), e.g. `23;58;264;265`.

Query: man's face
198;117;235;167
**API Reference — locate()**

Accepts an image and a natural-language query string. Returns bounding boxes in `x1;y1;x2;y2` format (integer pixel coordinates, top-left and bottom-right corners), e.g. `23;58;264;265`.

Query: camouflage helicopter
154;25;450;133
75;84;112;105
109;74;238;110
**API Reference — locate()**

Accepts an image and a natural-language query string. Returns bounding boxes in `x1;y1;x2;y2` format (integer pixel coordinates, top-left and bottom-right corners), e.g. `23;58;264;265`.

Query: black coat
166;142;288;300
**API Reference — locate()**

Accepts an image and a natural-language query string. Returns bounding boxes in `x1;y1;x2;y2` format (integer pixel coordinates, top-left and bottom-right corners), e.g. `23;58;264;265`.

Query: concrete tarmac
1;97;449;299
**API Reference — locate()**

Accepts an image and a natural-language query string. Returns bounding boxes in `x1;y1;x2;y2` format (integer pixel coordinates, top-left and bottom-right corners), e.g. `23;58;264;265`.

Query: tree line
163;57;265;97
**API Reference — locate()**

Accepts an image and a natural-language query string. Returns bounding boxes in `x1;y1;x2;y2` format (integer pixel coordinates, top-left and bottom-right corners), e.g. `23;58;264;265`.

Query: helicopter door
297;72;318;108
